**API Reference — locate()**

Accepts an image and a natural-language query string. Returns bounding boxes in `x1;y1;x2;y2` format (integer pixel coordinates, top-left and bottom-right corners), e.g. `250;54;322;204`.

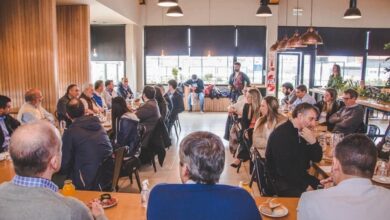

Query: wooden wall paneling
57;5;90;97
0;0;58;112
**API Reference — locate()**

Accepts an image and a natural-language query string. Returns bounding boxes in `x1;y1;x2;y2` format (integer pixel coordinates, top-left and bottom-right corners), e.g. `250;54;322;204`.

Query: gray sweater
0;182;106;220
329;104;364;134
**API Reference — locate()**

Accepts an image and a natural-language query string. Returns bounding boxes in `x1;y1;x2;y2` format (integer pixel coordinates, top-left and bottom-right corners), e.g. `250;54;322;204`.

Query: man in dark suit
167;79;184;134
0;95;20;153
147;131;261;220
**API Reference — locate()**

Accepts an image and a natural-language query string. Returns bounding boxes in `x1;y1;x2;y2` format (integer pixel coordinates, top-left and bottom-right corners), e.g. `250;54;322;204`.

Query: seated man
266;103;323;197
93;80;107;109
136;86;161;145
80;83;102;115
17;88;54;124
60;98;113;190
185;74;205;113
147;131;261;220
281;82;297;105
329;89;364;135
102;80;117;109
166;79;184;134
0;95;20;153
57;84;80;127
117;77;133;99
0;121;107;220
291;85;316;108
298;134;390;220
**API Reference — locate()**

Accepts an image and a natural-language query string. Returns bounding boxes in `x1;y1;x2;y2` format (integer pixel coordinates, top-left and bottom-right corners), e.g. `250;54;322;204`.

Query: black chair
111;147;126;192
173;115;181;140
93;156;115;191
249;148;277;197
124;157;142;192
367;124;381;142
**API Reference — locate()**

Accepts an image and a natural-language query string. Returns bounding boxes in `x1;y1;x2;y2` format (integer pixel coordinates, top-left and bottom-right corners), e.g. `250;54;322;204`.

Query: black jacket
0;115;20;152
56;94;72;127
168;91;184;122
117;82;133;99
60;116;113;190
265;120;323;197
135;99;161;148
115;112;140;157
314;100;344;131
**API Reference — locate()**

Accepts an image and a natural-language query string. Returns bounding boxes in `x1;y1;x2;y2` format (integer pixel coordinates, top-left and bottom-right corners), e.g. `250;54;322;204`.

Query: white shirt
17;103;54;124
102;89;117;109
298;178;390;220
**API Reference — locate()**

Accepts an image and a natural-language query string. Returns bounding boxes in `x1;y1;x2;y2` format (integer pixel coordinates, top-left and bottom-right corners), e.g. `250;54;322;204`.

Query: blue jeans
188;92;204;112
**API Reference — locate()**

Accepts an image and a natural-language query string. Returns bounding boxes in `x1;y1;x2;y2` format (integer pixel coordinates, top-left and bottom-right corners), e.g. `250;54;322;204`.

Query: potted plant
358;87;370;99
377;92;390;104
172;67;179;80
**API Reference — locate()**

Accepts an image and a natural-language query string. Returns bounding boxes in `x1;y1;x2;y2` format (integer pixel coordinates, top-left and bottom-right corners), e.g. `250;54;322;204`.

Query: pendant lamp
286;0;306;48
166;6;184;17
343;0;362;19
158;0;178;7
256;0;272;17
301;0;323;45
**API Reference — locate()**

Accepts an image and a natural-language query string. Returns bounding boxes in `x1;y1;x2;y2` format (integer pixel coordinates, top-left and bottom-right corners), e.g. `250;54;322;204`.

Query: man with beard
265;103;323;197
228;62;251;102
281;82;296;105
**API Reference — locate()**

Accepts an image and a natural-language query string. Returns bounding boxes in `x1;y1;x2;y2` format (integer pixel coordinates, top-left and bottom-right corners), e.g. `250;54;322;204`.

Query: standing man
185;74;205;113
0;95;20;153
117;77;133;100
17;88;55;124
102;80;117;109
167;80;185;134
57;84;80;127
229;62;251;102
266;103;323;197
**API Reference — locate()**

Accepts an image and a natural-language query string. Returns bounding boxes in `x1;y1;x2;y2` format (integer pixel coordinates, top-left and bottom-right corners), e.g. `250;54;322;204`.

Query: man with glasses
329;89;364;135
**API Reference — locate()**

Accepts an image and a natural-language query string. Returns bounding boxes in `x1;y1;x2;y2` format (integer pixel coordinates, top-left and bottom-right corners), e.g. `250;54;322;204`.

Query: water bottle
141;180;149;208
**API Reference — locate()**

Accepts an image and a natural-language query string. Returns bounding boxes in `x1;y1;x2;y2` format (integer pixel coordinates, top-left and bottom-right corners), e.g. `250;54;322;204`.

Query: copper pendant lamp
301;0;323;45
287;0;307;48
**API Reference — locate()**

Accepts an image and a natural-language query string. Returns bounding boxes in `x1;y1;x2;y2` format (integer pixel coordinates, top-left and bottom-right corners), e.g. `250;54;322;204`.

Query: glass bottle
62;179;76;196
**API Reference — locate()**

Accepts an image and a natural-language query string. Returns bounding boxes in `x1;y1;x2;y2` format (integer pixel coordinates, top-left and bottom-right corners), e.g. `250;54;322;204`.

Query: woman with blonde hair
252;96;287;157
231;88;262;169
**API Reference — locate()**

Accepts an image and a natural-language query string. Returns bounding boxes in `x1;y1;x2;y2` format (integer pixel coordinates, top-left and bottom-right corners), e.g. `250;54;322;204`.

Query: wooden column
0;0;58;112
57;5;90;97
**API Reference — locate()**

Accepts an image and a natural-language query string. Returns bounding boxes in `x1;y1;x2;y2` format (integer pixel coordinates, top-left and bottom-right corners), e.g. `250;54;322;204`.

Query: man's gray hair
9;121;62;177
82;83;93;92
179;131;225;184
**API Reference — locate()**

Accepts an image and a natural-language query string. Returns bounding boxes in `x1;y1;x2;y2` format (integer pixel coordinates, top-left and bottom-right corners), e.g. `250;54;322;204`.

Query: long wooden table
0;159;14;183
70;191;298;220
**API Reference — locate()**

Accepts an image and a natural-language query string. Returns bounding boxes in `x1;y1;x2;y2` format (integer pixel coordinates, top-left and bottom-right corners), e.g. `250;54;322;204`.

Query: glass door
277;53;301;98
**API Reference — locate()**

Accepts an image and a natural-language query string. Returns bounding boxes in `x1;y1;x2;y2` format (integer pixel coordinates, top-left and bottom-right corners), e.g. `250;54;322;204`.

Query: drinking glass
377;160;388;177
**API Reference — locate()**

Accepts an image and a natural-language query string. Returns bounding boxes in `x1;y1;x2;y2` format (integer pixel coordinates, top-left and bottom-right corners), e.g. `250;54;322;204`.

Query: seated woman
314;88;343;131
252;96;287;158
111;96;140;157
224;87;248;141
154;85;168;124
231;88;262;168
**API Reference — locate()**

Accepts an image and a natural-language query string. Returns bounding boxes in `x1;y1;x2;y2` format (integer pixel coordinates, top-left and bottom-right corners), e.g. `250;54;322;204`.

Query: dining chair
111;146;126;192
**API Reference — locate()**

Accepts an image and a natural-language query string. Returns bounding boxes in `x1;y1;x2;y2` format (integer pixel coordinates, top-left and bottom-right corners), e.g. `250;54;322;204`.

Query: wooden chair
111;147;126;192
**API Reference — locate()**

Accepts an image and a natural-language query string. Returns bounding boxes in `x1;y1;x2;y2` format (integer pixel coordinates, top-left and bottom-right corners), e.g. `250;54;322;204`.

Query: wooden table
69;190;298;220
0;159;14;183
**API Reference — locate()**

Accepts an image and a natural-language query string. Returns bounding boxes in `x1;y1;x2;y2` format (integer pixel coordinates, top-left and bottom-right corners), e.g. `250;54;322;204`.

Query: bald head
25;88;43;106
9;121;62;177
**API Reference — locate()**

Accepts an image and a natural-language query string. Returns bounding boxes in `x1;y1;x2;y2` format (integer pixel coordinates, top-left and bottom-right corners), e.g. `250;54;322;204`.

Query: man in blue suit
147;131;261;220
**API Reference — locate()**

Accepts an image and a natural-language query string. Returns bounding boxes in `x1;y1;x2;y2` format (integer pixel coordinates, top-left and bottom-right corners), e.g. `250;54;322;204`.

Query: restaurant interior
0;0;390;219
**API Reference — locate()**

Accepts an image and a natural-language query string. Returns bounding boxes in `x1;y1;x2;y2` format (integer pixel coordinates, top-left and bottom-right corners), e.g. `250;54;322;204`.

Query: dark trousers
230;90;242;103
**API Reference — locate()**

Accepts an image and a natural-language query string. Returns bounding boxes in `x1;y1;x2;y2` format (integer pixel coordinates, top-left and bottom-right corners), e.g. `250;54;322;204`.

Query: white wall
97;0;141;24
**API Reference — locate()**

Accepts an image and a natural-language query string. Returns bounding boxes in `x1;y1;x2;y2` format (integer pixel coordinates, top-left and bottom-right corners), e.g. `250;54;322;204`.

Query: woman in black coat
314;88;344;131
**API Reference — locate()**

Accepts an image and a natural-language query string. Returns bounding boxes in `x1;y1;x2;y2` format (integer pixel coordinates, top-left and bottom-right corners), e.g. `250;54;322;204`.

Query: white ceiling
56;0;133;24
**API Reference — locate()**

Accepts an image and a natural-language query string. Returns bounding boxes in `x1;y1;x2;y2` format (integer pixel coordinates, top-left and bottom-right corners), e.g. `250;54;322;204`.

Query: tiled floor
117;112;253;194
117;111;389;195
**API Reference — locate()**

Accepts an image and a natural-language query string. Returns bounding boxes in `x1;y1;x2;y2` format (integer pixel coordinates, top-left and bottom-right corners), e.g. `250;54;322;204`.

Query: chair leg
129;171;133;184
174;123;179;140
135;170;142;193
177;119;181;132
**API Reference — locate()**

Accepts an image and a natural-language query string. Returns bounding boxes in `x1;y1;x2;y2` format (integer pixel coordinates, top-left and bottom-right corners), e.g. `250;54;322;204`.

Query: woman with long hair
231;88;262;168
111;96;140;156
315;88;343;131
327;64;343;88
252;96;287;157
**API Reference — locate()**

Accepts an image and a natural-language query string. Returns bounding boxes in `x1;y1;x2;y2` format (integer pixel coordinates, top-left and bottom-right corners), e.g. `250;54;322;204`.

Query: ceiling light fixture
256;0;272;17
157;0;178;7
343;0;362;19
301;0;323;45
166;6;184;17
287;0;306;48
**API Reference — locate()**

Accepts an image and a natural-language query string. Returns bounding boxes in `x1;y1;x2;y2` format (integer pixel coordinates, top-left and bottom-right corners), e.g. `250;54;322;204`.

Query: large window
314;56;363;87
365;56;389;86
91;61;124;84
145;56;263;85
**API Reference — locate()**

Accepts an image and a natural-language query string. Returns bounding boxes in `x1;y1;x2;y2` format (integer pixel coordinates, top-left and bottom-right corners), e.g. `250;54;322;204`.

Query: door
276;53;301;98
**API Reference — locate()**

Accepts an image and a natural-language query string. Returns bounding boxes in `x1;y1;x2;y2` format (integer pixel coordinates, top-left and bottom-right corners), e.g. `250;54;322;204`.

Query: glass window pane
237;57;263;84
91;61;124;84
365;56;388;86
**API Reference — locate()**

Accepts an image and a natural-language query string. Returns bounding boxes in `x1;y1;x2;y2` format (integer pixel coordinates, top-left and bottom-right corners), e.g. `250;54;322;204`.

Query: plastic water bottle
141;180;149;208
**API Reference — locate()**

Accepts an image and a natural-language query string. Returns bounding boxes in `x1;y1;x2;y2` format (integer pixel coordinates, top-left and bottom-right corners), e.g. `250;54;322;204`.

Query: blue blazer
147;183;261;220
